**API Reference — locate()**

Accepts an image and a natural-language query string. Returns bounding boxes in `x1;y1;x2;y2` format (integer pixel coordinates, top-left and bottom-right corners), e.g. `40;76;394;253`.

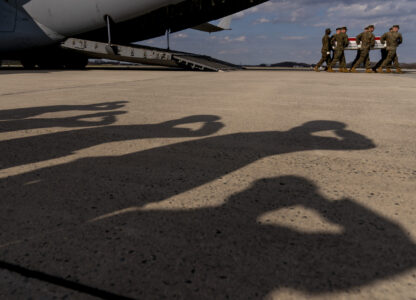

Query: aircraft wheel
37;61;65;70
21;59;37;69
64;57;89;70
35;55;65;69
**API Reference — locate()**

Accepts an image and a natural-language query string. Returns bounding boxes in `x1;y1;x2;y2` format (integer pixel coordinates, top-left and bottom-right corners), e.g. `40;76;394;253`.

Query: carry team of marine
314;25;403;74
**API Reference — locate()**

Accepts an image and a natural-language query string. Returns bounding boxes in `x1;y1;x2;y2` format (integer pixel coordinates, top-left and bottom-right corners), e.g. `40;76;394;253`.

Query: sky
141;0;416;65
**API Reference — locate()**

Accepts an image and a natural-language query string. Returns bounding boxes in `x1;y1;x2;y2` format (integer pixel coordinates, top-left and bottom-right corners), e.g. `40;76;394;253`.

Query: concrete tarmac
0;68;415;299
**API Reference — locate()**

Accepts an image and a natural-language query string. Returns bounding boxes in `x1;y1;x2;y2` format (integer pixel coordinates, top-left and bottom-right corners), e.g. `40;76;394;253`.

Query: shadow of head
297;120;346;131
281;120;376;151
219;175;416;294
50;175;415;298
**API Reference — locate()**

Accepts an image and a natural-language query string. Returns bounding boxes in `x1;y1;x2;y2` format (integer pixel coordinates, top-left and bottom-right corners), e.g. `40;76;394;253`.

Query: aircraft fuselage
0;0;267;58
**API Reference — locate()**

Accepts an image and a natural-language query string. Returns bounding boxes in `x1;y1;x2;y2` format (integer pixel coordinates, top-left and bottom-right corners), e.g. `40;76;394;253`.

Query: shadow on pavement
0;111;127;133
0;113;224;169
0;119;375;241
1;116;409;299
0;101;128;121
77;175;414;298
0;67;60;75
0;66;187;74
1;173;415;298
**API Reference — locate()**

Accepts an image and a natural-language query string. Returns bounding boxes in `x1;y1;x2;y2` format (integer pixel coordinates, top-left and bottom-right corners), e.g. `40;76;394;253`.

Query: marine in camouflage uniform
378;25;403;73
328;28;348;72
339;27;349;72
373;27;393;72
351;25;375;73
351;27;368;69
314;28;332;72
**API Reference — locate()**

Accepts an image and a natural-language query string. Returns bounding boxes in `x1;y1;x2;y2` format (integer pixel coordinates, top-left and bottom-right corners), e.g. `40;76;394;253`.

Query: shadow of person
2;176;414;299
0;120;374;242
0;111;127;133
0;101;128;121
0;114;224;169
0;101;129;133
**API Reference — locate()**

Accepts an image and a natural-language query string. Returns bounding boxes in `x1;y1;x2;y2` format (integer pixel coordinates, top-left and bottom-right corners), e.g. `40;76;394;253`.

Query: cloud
223;36;247;42
281;36;307;40
140;0;416;64
254;17;271;24
240;0;416;30
218;48;250;55
174;33;188;39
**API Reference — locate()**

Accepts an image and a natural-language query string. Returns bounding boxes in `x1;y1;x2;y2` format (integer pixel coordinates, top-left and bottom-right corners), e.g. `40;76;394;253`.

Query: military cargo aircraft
0;0;267;69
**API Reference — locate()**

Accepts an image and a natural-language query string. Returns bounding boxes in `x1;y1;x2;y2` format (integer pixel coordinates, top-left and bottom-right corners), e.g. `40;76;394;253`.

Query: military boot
350;67;358;73
314;66;320;72
365;69;374;73
376;67;384;73
396;68;404;74
386;68;392;73
327;66;335;73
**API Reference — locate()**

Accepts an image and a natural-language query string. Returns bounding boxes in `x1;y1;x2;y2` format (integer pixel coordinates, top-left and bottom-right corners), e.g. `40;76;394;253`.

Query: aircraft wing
192;16;232;33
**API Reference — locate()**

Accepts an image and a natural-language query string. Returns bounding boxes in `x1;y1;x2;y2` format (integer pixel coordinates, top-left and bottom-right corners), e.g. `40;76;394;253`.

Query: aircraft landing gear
64;56;89;69
20;54;88;70
20;59;37;69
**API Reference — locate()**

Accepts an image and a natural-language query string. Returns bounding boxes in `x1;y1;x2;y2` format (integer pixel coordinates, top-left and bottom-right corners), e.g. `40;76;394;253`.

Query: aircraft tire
37;61;65;70
20;59;37;69
64;57;89;70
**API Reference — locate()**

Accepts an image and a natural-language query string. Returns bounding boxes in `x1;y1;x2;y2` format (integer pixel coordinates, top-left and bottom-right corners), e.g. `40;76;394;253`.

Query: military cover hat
342;26;348;30
336;27;342;30
393;25;400;29
364;26;369;30
368;25;375;29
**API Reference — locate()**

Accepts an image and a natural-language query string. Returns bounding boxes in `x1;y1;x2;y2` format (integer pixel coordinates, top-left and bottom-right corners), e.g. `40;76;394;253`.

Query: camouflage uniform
373;48;388;71
330;33;348;70
351;49;362;68
339;31;349;70
353;30;375;70
380;31;403;70
351;27;368;69
315;31;332;69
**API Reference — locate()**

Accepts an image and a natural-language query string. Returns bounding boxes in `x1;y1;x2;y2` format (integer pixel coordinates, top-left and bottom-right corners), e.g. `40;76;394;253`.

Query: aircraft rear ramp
61;38;242;72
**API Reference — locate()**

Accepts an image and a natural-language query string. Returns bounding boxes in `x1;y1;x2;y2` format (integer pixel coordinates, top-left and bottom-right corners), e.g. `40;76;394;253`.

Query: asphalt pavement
0;68;415;299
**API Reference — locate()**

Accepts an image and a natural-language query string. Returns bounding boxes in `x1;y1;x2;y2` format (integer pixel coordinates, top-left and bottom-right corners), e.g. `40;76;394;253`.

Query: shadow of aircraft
0;67;60;75
0;66;186;75
1;176;415;299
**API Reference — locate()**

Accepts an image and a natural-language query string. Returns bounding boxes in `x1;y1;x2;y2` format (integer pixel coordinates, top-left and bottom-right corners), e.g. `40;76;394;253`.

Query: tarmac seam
0;260;136;300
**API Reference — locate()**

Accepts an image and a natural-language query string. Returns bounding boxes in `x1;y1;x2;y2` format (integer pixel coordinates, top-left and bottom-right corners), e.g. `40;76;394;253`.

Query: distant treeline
251;61;416;69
